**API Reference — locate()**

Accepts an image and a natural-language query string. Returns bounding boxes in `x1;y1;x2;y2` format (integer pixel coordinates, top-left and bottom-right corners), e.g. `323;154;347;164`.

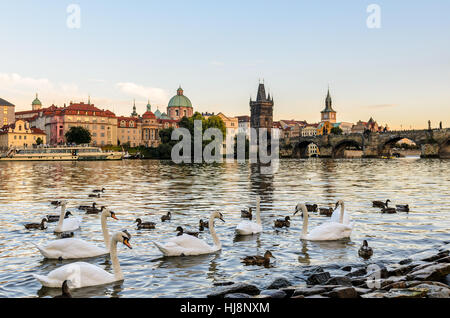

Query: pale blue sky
0;1;449;129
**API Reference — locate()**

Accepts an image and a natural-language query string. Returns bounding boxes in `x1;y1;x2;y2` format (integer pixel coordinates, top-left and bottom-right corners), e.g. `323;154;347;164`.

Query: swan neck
302;206;309;238
256;199;261;225
110;238;123;281
209;215;221;249
101;213;110;250
339;202;345;223
56;205;66;231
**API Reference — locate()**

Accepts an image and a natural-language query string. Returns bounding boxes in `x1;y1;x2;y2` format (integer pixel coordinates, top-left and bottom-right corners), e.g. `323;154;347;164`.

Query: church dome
154;109;162;118
32;93;42;106
142;111;156;119
168;86;192;108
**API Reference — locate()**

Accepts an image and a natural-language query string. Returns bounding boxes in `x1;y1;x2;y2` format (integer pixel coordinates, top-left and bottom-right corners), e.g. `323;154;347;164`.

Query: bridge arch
293;140;320;158
380;136;419;157
332;139;363;158
439;138;450;159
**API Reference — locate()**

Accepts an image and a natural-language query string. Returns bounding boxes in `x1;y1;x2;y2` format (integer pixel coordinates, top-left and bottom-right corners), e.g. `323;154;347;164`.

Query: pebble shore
206;241;450;298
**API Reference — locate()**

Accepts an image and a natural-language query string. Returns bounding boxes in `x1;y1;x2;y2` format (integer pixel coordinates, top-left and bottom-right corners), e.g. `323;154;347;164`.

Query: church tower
321;88;336;123
32;93;42;111
131;99;138;117
250;82;274;131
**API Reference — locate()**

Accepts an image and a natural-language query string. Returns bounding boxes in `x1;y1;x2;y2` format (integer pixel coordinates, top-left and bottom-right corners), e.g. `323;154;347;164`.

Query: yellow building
117;116;142;147
0;98;15;127
0;119;47;149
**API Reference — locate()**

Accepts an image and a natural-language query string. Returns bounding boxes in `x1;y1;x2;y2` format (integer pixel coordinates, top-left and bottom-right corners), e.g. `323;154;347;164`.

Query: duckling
305;204;318;212
161;212;172;222
92;188;105;193
358;240;373;259
50;200;61;206
46;211;72;223
78;202;96;211
242;250;275;266
396;204;410;212
88;193;101;198
25;218;48;230
199;219;209;231
176;226;199;238
135;218;155;230
373;199;390;208
241;207;253;219
274;216;290;228
319;207;334;217
86;206;106;215
54;280;72;298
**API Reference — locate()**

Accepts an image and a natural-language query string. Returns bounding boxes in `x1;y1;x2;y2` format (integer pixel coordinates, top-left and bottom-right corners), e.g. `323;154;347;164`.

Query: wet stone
292;286;328;297
260;289;287;299
224;293;252;298
326;276;353;287
266;277;292;290
341;265;352;272
207;283;260;298
324;287;358;299
346;267;367;278
413;283;450;298
406;263;450;282
306;271;331;285
213;281;235;286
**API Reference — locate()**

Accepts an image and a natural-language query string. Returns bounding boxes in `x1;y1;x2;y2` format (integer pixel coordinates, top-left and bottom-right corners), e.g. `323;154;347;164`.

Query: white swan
34;209;118;259
54;201;81;233
33;230;132;288
330;200;351;225
236;197;262;235
154;211;225;256
294;203;352;241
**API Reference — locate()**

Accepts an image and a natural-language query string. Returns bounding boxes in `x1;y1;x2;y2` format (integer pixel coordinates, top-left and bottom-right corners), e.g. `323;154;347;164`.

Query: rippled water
0;158;449;298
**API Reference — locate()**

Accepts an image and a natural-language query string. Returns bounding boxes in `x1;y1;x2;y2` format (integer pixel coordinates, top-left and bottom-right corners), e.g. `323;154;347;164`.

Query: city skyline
1;1;449;129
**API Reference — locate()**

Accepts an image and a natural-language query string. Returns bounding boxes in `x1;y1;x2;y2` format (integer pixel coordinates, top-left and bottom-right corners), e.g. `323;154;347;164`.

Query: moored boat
0;146;123;161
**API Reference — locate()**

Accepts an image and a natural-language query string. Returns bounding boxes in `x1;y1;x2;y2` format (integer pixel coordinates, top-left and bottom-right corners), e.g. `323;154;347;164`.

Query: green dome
154;109;162;118
32;93;42;105
168;86;192;108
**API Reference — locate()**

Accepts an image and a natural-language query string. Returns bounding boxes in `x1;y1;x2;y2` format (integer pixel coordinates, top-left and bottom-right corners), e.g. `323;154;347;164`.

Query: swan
54;201;81;233
33;231;132;288
154;211;225;257
294;203;352;241
54;280;72;298
34;209;118;259
330;200;351;225
236;197;262;235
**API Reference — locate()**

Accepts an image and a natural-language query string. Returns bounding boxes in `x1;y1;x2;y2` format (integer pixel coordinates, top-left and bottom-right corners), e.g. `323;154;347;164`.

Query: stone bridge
287;128;450;159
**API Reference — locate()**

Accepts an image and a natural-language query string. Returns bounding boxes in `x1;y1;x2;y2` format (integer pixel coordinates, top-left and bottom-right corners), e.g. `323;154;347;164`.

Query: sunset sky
0;0;449;129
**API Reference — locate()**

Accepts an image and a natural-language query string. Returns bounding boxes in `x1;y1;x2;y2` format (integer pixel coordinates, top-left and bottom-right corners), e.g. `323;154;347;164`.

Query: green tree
330;126;343;135
35;137;43;145
65;126;92;145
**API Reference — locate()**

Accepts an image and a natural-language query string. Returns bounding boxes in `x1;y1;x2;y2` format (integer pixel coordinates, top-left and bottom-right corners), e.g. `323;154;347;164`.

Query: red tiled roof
142;111;156;119
31;127;46;135
117;116;139;128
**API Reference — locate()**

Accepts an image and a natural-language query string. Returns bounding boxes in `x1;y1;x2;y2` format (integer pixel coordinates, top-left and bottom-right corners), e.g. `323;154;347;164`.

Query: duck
33;230;132;288
381;206;397;214
358;240;373;259
199;219;209;231
47;211;72;223
50;200;61;206
88;193;101;198
59;232;74;239
135;218;155;230
274;216;290;228
85;206;106;215
78;202;97;211
25;218;48;230
396;204;410;212
92;188;105;193
242;250;275;266
236;197;262;235
161;212;172;222
54;280;72;298
33;208;118;259
293;202;353;241
319;207;334;217
373;199;390;209
176;226;199;238
305;204;318;212
154;211;225;257
241;207;253;219
54;201;81;233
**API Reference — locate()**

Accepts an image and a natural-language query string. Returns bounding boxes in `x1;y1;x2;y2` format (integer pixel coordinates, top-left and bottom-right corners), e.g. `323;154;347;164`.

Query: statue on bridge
428;120;431;130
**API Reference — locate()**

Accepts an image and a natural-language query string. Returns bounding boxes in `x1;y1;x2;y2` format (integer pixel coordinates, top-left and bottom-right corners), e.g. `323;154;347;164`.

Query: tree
331;126;343;135
65;126;92;145
35;137;43;145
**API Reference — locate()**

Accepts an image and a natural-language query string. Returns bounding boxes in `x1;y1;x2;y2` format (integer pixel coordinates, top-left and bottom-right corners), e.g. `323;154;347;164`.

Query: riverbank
207;242;450;298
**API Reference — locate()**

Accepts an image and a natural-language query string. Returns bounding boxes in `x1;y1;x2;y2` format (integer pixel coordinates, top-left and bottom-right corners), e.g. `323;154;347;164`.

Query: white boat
0;146;123;161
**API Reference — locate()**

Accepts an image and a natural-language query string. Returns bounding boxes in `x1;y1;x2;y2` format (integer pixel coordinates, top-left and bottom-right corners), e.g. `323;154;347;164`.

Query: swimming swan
34;209;118;259
294;203;352;241
236;197;262;235
330;200;351;225
54;201;81;233
33;230;132;288
154;211;225;257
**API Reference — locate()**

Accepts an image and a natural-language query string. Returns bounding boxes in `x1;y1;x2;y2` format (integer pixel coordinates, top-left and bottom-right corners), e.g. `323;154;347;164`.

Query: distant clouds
210;61;224;66
116;82;169;105
364;104;395;109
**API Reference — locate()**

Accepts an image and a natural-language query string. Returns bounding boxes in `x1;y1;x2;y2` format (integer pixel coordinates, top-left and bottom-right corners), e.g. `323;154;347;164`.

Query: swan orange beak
123;238;132;249
111;212;118;220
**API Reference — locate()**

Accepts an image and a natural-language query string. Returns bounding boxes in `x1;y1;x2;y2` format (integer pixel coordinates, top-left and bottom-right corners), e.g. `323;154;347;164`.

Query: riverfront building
0;119;46;149
167;87;194;120
0;98;15;127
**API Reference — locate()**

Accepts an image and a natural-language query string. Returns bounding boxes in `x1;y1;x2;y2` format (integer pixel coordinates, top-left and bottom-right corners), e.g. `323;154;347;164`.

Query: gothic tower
250;83;274;131
131;99;138;117
321;88;336;123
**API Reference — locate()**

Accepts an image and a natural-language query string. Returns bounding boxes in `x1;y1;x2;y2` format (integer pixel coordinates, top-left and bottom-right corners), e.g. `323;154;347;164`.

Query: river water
0;158;449;298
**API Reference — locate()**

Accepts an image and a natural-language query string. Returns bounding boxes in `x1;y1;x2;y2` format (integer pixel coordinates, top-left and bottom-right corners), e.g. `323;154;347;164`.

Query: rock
323;287;358;298
361;291;388;298
291;295;305;298
326;276;353;287
384;288;428;298
406;263;450;281
436;256;450;263
303;266;325;276
305;295;329;298
409;249;449;263
224;293;252;298
346;267;367;278
259;289;287;299
351;277;368;288
444;274;450;286
341;265;352;272
399;258;412;265
306;271;331;285
292;286;328;297
414;283;450;298
280;285;305;298
266;277;292;290
207;283;260;298
213;281;235;286
354;287;372;295
387;263;422;277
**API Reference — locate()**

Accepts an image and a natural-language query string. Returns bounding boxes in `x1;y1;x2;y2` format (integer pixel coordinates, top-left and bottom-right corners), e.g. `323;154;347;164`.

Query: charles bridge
283;128;450;159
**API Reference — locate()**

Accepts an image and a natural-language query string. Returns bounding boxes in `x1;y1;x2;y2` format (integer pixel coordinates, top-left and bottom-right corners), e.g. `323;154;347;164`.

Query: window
101;133;105;137
176;110;179;116
101;125;105;130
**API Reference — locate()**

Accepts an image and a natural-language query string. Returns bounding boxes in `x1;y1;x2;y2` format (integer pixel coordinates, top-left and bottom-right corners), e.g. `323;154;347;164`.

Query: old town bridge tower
250;83;274;132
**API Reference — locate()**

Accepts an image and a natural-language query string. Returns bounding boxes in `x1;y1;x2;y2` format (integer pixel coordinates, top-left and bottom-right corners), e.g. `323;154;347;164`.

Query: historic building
301;124;319;137
0;97;15;127
351;118;388;134
141;109;160;148
117;116;141;147
321;88;337;124
237;115;251;138
0;119;46;149
250;83;274;132
167;86;194;120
